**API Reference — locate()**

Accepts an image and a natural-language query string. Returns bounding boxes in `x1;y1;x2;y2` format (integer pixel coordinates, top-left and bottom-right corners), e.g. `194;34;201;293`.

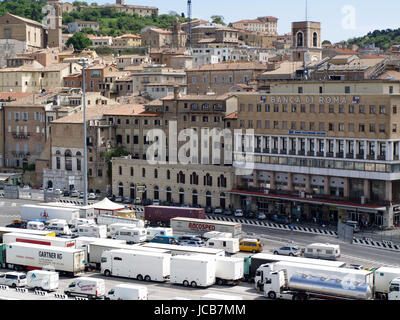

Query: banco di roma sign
260;96;349;104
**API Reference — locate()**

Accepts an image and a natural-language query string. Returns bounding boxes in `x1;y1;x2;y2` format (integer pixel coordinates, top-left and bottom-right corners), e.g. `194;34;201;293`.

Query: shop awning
228;189;387;213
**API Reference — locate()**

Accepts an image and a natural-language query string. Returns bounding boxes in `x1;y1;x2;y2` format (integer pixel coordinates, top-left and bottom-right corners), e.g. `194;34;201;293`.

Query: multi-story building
141;27;173;48
108;90;238;207
116;55;149;70
191;23;239;47
87;35;113;48
112;34;142;51
67;21;100;34
186;62;270;95
232;80;400;228
232;17;278;35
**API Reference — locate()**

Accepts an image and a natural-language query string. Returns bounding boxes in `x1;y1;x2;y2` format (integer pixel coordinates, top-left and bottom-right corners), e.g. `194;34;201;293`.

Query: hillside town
1;0;400;231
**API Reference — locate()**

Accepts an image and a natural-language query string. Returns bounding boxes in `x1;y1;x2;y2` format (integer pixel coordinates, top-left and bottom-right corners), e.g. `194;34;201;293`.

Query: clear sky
93;0;400;43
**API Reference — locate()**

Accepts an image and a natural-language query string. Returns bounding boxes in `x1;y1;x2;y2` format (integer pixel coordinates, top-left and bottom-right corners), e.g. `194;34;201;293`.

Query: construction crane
187;0;192;48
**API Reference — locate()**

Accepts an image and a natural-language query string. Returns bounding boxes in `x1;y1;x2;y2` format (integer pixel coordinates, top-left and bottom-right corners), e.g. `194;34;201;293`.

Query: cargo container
170;217;242;238
26;270;59;291
145;206;205;226
206;238;240;254
170;254;216;288
112;228;146;244
75;224;107;238
20;205;80;225
0;227;56;241
145;227;173;241
374;267;400;299
106;223;145;238
2;233;75;248
101;249;171;282
105;284;148;300
5;242;86;276
97;215;144;228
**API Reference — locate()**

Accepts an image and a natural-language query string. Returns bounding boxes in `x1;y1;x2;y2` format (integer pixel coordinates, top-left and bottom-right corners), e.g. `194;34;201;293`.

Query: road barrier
54;293;68;299
75;297;89;300
15;288;28;293
352;237;400;252
0;285;9;291
206;215;339;238
34;290;47;296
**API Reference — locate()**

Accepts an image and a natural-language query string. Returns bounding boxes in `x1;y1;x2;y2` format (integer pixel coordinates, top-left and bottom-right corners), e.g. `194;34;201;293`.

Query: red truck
144;206;205;226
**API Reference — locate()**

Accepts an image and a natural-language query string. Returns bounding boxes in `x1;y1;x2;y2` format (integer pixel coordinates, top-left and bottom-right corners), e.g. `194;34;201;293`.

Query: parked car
79;192;85;199
70;190;79;198
54;189;62;195
223;208;233;216
134;197;142;205
244;211;256;219
0;272;27;288
205;206;212;214
152;199;160;206
46;188;54;193
123;197;131;204
114;196;123;203
179;240;206;247
271;214;290;224
345;220;360;233
213;207;223;215
178;235;203;243
273;245;302;256
88;193;97;200
234;209;244;217
63;190;70;197
256;212;267;220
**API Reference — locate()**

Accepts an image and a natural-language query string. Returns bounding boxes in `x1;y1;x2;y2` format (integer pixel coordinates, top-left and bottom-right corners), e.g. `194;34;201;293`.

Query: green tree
322;40;331;45
66;32;92;51
211;15;225;25
103;147;130;178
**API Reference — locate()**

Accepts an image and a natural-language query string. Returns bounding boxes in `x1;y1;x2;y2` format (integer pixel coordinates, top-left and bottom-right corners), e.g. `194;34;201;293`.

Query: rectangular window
319;105;324;113
393;106;397;114
349;123;354;132
339;123;344;131
265;104;270;112
359;124;365;132
265;120;270;129
370;106;376;114
379;105;386;114
329;105;335;113
345;86;351;94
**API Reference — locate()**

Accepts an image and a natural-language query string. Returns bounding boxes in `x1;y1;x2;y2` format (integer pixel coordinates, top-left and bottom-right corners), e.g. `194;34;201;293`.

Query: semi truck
372;266;400;300
170;217;242;238
215;256;244;286
2;232;76;248
170;254;216;288
5;242;86;276
101;249;171;282
145;206;205;226
244;253;346;282
20;205;80;225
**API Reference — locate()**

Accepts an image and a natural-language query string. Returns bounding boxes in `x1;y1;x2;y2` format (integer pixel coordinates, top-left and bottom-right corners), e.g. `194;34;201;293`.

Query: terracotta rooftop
224;112;238;120
187;61;270;72
103;104;160;117
161;93;234;101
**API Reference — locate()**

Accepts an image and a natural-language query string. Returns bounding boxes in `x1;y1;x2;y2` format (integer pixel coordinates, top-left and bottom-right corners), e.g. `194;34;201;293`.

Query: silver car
273;246;302;256
0;272;27;288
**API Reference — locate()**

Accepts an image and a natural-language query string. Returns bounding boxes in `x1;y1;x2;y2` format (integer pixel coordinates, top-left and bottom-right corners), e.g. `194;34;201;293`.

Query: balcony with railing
12;132;30;139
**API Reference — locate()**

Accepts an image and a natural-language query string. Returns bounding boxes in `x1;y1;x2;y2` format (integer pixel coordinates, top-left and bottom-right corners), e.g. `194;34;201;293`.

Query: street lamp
78;58;89;206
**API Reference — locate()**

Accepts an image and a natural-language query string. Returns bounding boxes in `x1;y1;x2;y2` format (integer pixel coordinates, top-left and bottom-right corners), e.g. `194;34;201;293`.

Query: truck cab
389;277;400;300
255;263;275;290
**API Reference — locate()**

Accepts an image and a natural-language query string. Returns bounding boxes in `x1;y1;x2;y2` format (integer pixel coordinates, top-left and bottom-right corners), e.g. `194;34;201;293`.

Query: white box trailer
171;217;242;238
203;231;232;240
170;254;216;288
97;215;144;229
87;241;170;269
20;205;80;225
112;227;147;244
215;256;244;286
139;242;225;256
206;237;240;254
2;232;76;248
41;202;95;219
374;267;400;298
75;224;107;238
101;249;171;282
26;270;59;291
5;242;86;276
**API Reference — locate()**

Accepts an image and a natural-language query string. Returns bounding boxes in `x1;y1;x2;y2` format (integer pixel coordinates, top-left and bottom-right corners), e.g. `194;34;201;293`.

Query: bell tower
291;21;322;64
46;0;62;48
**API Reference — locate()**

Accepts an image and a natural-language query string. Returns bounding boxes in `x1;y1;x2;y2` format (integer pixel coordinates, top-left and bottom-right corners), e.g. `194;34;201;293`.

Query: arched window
167;170;170;180
154;169;158;179
192;190;198;206
206;191;212;207
220;192;226;209
204;173;212;186
218;175;227;188
177;171;185;184
297;32;304;47
130;183;135;199
65;150;72;171
118;182;124;197
142;168;146;177
154;186;159;200
190;172;199;185
179;188;185;205
313;32;318;47
166;187;172;203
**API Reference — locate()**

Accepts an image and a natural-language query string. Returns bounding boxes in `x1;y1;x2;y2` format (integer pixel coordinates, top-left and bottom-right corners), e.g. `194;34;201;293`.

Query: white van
76;224;107;238
26;270;59;292
73;218;96;229
112;228;147;244
145;227;173;241
105;284;148;300
304;243;341;260
206;237;240;254
107;223;144;238
47;219;72;236
0;272;27;288
64;277;105;299
27;221;45;231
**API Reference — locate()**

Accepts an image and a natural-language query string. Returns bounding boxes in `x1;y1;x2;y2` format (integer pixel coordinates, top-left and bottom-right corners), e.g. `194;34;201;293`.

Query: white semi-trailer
20;205;80;225
215;256;244;286
5;242;85;276
101;249;171;282
3;232;76;248
170;254;216;288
